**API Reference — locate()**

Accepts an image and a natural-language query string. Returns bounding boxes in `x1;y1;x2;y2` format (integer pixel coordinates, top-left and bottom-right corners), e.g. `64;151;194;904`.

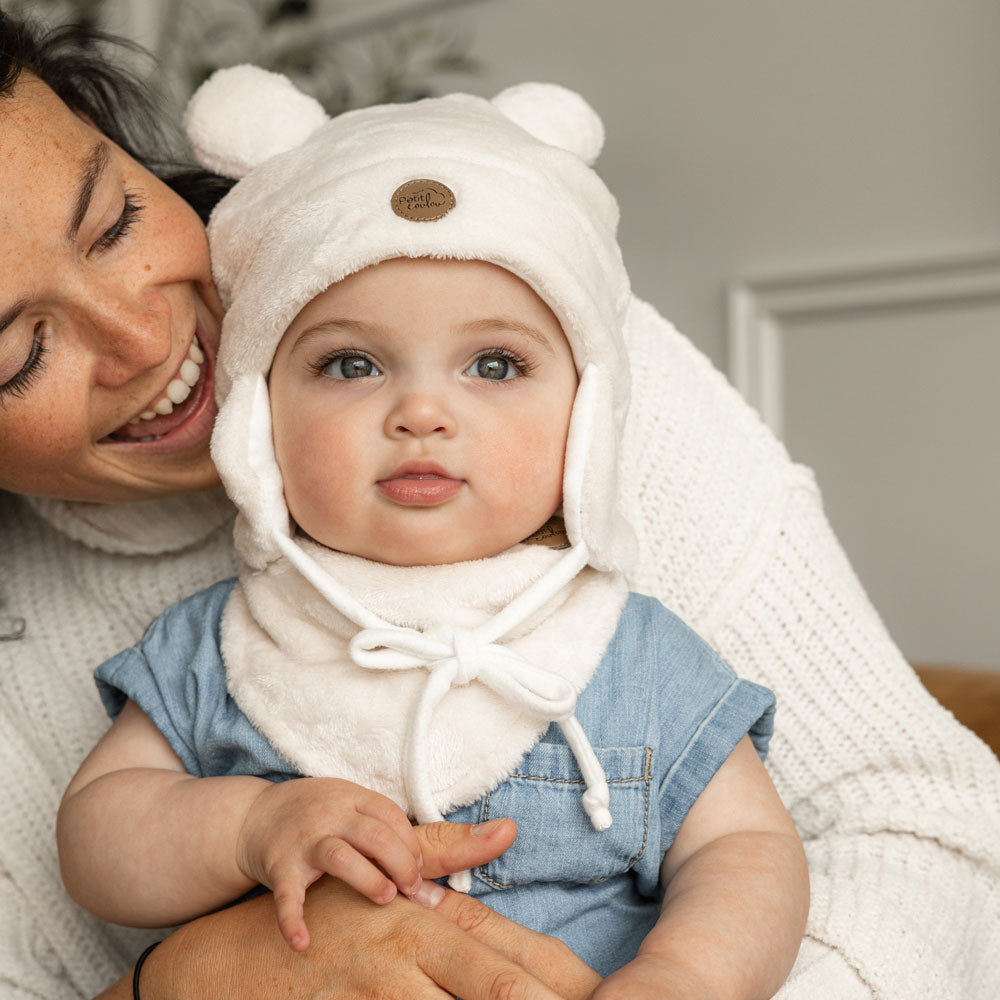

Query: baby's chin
334;542;516;569
294;506;565;568
297;529;537;568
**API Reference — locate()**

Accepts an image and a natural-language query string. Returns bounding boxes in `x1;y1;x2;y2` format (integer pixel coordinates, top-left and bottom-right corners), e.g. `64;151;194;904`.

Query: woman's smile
101;326;216;449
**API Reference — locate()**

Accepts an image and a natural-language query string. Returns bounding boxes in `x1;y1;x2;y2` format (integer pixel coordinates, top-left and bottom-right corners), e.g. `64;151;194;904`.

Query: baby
58;68;808;994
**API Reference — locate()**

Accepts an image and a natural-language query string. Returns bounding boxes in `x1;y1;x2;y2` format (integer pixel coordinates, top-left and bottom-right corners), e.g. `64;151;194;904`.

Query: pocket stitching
476;746;652;890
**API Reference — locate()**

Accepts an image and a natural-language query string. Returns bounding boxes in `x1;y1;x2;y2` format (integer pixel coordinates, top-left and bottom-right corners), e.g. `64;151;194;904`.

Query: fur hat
185;66;635;573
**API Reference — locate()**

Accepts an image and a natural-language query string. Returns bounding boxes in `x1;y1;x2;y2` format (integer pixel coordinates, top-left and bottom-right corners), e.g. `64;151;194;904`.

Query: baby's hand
237;777;422;951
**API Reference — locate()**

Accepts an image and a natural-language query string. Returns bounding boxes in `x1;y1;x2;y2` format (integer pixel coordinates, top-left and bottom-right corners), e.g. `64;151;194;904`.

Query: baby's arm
57;699;423;951
594;736;809;1000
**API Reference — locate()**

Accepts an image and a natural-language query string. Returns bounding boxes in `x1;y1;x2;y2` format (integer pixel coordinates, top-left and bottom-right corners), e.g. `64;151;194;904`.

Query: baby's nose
384;391;457;438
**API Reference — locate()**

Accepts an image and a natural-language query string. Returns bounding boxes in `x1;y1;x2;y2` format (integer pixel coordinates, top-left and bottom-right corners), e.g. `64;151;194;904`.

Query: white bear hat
185;65;635;577
186;68;637;856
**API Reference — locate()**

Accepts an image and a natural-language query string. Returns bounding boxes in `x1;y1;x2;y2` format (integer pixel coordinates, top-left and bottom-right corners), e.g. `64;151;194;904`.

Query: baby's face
268;257;578;566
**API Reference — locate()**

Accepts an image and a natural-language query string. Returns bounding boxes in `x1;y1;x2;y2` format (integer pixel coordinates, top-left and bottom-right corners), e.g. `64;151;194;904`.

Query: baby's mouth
104;339;208;442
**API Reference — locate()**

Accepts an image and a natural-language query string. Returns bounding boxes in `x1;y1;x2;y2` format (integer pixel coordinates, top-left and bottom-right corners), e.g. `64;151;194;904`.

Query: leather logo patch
521;515;570;550
391;179;456;222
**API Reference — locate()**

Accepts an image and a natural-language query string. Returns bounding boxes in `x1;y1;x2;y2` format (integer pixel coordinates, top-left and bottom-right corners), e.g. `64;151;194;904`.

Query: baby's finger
271;870;311;952
357;792;422;860
344;815;423;894
311;836;399;904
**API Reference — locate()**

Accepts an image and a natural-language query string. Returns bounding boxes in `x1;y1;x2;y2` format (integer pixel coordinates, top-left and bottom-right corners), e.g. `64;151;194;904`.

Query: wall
440;0;1000;670
113;0;1000;668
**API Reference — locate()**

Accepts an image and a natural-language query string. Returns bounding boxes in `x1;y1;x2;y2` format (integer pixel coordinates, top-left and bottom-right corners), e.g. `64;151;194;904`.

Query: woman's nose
384;390;458;440
85;288;172;387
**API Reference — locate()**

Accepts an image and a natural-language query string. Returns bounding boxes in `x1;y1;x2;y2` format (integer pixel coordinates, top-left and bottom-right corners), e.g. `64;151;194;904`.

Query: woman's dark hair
0;9;233;222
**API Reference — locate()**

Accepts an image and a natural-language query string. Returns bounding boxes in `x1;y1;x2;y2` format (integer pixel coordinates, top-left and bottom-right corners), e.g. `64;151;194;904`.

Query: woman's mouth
102;334;215;446
130;339;205;423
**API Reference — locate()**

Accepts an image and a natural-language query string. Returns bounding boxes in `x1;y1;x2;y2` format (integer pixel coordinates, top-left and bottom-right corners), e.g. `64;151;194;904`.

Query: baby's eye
465;355;518;381
322;354;381;379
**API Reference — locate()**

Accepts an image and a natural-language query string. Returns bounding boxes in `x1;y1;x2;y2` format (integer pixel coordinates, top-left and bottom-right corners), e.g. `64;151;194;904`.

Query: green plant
10;0;486;114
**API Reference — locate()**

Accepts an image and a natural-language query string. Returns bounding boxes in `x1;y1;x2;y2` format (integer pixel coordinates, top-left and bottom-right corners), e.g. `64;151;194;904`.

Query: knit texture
0;490;237;999
1;299;998;996
620;297;1000;999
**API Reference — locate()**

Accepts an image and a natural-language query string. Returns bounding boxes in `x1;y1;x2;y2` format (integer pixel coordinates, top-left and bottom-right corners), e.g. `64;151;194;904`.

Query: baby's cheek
302;461;351;515
503;430;565;512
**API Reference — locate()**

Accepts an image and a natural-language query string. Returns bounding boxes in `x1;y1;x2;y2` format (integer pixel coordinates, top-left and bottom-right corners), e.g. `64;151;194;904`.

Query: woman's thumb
414;818;517;879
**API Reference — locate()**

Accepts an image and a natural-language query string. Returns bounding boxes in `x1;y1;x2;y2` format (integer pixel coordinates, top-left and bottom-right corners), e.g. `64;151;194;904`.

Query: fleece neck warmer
224;542;627;838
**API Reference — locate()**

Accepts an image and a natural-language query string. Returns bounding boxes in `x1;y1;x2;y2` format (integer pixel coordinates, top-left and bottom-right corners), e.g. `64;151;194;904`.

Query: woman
2;11;998;1000
0;14;598;1000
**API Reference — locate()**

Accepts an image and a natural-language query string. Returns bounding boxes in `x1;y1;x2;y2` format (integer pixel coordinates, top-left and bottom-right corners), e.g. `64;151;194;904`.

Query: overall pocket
477;742;652;889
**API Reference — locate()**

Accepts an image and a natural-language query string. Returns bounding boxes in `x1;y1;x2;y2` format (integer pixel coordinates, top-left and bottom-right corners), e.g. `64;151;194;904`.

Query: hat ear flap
491;82;604;165
183;65;329;179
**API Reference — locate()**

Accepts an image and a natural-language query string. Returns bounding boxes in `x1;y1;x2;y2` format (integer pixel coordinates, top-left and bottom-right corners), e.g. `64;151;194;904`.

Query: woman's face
0;75;223;501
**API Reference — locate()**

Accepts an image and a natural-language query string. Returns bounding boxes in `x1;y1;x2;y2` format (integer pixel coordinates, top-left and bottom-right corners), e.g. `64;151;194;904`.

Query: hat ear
491;82;604;165
183;64;329;179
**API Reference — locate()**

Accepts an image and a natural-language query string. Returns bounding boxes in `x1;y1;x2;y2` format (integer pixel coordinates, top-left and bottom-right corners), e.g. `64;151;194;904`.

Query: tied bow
351;623;581;715
350;623;584;829
349;621;613;891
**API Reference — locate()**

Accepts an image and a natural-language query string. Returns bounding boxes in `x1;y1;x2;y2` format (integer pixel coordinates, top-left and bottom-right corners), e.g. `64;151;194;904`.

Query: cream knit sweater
1;298;998;999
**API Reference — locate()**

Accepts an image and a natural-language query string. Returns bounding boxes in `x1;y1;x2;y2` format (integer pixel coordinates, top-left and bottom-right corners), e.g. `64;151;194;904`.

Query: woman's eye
91;192;145;253
322;355;381;380
0;325;48;403
466;355;519;381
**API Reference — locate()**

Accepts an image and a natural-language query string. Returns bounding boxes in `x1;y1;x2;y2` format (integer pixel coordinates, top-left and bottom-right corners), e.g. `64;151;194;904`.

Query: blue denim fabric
97;581;775;977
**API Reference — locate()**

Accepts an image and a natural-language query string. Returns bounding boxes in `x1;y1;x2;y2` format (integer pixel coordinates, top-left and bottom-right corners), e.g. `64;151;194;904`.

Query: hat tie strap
350;620;612;891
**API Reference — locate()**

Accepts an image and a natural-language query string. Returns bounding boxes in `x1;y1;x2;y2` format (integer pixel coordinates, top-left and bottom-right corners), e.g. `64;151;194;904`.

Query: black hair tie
132;941;162;1000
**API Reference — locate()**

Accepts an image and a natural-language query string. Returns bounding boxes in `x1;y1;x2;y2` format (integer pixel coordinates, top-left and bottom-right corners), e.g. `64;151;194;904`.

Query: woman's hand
430;883;602;1000
118;818;601;1000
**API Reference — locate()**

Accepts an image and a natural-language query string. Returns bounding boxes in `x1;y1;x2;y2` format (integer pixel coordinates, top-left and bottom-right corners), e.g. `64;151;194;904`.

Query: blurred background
13;0;998;672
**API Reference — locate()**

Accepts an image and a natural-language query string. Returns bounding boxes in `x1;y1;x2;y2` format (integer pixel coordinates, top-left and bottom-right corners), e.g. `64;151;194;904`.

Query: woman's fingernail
406;876;423;896
472;818;505;837
412;880;446;908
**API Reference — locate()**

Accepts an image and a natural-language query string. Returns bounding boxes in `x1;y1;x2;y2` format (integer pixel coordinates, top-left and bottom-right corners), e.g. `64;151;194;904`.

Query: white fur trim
224;543;628;816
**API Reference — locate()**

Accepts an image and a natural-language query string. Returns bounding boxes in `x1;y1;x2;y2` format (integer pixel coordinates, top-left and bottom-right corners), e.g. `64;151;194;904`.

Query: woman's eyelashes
0;331;48;404
0;185;145;404
91;191;145;254
0;190;145;402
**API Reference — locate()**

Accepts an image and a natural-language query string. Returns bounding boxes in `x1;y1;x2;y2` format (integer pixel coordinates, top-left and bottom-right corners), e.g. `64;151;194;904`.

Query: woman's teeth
129;340;205;423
